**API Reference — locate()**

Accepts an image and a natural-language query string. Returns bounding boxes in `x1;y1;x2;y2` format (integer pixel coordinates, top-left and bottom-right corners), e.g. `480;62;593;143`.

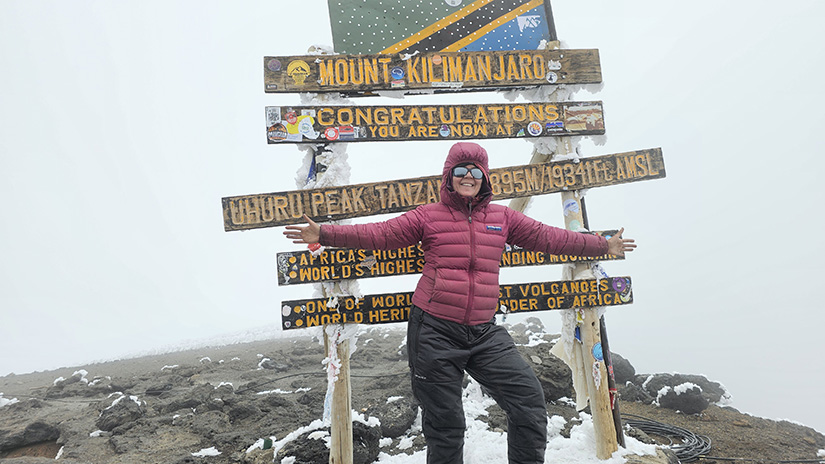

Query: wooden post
308;147;354;464
325;324;353;464
507;38;617;458
558;139;618;459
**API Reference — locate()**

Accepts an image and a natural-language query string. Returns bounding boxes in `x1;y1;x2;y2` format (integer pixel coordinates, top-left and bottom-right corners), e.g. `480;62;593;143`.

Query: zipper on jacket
464;200;476;324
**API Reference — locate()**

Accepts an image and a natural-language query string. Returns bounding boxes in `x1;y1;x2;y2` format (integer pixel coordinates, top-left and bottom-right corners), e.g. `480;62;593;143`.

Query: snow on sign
326;0;557;55
265;101;604;144
276;231;623;286
263;49;600;94
221;148;665;231
280;276;633;329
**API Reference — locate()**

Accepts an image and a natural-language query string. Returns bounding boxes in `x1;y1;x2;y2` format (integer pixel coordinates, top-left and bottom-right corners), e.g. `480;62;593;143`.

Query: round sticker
592;342;604;361
324;127;339;141
445;0;462;5
613;278;627;292
546;71;558;84
281;305;291;317
432;54;443;65
390;66;405;80
285;111;298;125
439;125;450;137
267;59;282;72
527;121;543;136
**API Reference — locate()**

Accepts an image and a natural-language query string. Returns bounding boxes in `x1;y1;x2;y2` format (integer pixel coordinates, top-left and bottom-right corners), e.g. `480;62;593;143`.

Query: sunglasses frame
452;166;484;179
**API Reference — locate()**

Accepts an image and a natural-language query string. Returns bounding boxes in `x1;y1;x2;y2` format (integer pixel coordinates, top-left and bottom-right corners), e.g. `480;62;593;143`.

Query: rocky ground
1;320;823;464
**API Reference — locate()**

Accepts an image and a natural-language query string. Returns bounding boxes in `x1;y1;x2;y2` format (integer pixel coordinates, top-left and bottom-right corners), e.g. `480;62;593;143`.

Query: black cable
622;413;712;462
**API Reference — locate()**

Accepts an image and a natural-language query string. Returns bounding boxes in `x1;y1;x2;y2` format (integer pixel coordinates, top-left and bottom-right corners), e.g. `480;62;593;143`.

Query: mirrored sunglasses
452;166;483;179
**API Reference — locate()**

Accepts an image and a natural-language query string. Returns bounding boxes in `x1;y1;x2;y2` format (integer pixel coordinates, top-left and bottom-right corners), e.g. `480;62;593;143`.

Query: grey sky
1;0;823;433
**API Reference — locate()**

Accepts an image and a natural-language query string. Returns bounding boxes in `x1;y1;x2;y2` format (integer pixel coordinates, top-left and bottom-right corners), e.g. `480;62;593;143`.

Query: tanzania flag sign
327;0;556;55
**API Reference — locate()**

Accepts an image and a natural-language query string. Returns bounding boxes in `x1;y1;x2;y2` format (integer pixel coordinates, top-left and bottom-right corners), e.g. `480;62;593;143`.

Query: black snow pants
407;305;547;464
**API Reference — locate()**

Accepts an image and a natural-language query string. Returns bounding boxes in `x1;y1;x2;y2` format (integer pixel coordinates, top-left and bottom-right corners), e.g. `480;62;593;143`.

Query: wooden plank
280;276;633;330
263;49;600;95
265;102;603;144
276;230;623;286
222;148;665;231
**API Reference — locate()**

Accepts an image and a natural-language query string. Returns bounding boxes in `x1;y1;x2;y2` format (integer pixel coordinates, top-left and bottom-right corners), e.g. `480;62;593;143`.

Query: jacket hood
440;142;493;210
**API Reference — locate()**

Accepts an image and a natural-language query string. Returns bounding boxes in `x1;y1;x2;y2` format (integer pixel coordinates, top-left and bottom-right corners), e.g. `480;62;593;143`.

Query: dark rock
275;422;380;464
0;421;60;452
352;421;381;464
96;395;146;432
145;382;174;396
188;383;216;404
276;429;329;463
610;352;636;384
634;373;728;404
258;393;293;411
191;410;231;439
162;398;202;413
506;317;547;344
483;403;508;432
228;402;262;422
258;359;289;371
619;382;654;404
365;396;418;438
516;345;574;402
656;385;709;414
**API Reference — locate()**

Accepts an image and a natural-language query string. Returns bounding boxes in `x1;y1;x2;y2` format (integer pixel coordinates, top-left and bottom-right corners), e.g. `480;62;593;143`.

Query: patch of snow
191;446;221;457
0;393;19;408
673;382;701;395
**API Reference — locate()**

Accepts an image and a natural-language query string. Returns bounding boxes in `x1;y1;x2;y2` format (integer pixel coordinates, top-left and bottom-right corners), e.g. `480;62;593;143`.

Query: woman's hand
607;227;636;257
283;214;321;244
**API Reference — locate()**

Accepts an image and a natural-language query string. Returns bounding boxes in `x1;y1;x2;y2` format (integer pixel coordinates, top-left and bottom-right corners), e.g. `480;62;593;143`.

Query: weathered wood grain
265;101;603;144
263;49;601;95
222;148;665;231
276;230;623;285
280;276;633;330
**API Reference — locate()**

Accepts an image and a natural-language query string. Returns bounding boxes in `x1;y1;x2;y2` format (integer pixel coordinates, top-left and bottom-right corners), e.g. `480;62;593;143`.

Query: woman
284;142;636;463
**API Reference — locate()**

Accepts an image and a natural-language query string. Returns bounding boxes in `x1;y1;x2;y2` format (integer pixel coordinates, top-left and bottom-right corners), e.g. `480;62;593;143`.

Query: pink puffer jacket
319;142;608;325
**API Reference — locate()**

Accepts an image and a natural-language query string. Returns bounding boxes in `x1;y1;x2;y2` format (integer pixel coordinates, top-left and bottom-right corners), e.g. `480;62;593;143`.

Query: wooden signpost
222;148;664;231
219;2;664;461
265;101;604;144
264;48;600;95
281;276;633;330
276;230;622;286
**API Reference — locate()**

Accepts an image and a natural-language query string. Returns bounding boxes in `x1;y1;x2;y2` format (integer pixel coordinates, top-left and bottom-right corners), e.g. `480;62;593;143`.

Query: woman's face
451;163;482;198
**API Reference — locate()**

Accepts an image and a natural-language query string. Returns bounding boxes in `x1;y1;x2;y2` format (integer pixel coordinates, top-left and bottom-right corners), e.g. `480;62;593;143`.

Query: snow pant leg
466;324;547;464
407;306;468;464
